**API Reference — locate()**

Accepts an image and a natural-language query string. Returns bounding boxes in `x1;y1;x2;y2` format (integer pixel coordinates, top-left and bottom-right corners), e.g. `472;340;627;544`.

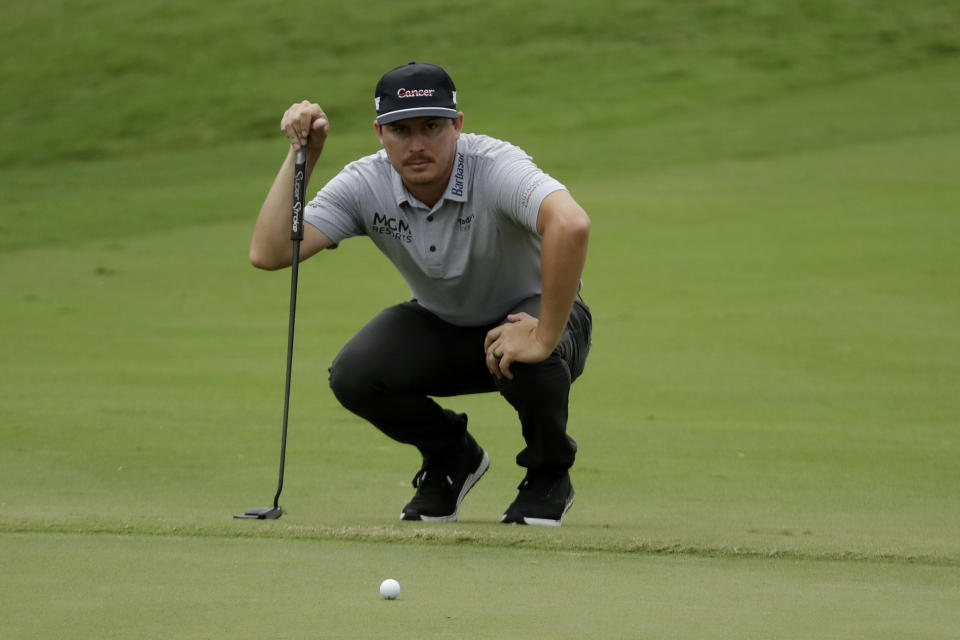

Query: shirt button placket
425;212;443;276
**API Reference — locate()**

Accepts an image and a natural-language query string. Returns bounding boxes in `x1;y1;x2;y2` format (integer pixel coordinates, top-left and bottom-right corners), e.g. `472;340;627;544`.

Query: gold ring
492;350;502;359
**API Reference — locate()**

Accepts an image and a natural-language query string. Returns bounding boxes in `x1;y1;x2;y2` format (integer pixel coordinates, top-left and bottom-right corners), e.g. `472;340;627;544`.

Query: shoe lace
412;466;454;493
516;470;564;497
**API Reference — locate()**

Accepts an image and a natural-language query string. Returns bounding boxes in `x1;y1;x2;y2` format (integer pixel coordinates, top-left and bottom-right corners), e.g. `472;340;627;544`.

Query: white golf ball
379;578;401;600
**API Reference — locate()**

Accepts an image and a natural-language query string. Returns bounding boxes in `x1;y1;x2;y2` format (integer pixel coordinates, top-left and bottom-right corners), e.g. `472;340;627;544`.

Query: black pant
328;296;592;471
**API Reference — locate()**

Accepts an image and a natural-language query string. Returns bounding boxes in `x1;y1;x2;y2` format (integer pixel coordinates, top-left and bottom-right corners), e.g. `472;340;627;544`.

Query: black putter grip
291;148;307;241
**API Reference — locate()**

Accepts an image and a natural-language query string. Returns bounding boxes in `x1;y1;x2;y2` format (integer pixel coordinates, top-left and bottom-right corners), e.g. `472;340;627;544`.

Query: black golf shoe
400;434;489;522
500;468;575;526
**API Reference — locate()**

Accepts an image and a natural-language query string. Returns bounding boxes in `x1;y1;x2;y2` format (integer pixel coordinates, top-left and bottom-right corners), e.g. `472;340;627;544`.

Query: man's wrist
534;324;562;353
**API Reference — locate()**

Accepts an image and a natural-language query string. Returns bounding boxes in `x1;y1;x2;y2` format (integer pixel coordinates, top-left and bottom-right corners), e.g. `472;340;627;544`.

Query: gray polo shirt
304;133;566;326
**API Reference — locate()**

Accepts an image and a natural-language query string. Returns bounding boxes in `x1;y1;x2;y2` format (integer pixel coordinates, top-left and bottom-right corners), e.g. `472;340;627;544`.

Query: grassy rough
2;0;959;170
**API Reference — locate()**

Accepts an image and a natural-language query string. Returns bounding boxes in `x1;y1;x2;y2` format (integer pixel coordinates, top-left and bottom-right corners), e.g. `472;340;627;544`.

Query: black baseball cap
374;62;458;125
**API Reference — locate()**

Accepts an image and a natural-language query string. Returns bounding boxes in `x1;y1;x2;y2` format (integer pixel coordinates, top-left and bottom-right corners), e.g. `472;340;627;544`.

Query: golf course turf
2;1;959;637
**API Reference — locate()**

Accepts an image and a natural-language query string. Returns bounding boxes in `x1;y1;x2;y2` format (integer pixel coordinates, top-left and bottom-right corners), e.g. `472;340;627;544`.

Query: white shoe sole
501;489;575;527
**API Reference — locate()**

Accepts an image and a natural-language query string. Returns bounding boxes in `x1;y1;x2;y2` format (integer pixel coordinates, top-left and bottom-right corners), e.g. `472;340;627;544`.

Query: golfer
250;62;592;526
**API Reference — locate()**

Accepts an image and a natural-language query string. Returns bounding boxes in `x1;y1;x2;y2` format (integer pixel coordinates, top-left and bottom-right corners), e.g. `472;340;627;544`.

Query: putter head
233;506;283;520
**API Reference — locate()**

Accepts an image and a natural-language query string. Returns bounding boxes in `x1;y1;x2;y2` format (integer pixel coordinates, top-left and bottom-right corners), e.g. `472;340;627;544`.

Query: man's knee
328;349;379;411
496;355;572;399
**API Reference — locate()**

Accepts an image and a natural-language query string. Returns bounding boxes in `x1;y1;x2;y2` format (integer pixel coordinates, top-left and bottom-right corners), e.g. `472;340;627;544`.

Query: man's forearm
536;205;590;350
250;147;322;269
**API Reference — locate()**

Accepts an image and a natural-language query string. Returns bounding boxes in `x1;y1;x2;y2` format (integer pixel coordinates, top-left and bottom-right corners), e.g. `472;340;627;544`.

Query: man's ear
374;121;384;145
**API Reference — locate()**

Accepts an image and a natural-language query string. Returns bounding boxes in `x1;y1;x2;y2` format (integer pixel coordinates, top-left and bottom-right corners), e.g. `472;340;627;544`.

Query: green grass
4;533;960;639
2;0;960;637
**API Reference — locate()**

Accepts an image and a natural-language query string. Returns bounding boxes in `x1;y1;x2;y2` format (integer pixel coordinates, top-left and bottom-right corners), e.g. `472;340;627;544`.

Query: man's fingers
281;112;300;148
486;349;501;378
307;114;330;150
499;354;515;380
484;327;501;351
281;101;327;150
298;112;313;145
483;341;516;380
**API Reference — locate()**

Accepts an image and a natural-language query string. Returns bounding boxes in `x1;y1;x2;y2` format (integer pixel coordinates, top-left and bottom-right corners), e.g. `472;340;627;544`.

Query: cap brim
376;107;459;125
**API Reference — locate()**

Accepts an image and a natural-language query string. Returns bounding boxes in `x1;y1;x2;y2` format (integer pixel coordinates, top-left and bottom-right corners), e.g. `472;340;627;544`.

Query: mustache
404;154;433;165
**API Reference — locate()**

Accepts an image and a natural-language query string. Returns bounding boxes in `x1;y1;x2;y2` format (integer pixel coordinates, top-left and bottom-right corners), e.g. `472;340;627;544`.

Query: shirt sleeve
489;147;567;234
303;165;366;244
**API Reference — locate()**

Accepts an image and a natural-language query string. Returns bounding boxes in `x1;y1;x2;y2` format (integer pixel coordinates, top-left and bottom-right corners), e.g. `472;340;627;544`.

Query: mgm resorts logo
372;212;413;243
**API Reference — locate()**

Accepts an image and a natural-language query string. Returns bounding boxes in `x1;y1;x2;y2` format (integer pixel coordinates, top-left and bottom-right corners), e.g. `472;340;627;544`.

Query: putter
235;147;308;520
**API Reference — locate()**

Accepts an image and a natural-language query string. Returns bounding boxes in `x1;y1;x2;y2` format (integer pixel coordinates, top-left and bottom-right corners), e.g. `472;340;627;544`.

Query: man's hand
281;101;330;152
484;312;555;380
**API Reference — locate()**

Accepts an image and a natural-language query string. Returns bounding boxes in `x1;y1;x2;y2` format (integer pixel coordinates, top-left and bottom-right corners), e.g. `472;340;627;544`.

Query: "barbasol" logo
397;88;435;98
450;152;465;197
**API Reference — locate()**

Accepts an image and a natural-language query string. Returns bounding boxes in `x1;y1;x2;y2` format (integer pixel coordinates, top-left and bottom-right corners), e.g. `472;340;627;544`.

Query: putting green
3;532;958;639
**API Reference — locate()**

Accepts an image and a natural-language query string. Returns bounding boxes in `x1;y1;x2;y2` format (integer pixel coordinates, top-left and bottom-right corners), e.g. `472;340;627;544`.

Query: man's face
376;115;463;193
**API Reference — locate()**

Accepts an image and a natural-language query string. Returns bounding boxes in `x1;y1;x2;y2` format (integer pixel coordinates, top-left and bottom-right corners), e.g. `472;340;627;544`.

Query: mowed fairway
2;1;959;638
